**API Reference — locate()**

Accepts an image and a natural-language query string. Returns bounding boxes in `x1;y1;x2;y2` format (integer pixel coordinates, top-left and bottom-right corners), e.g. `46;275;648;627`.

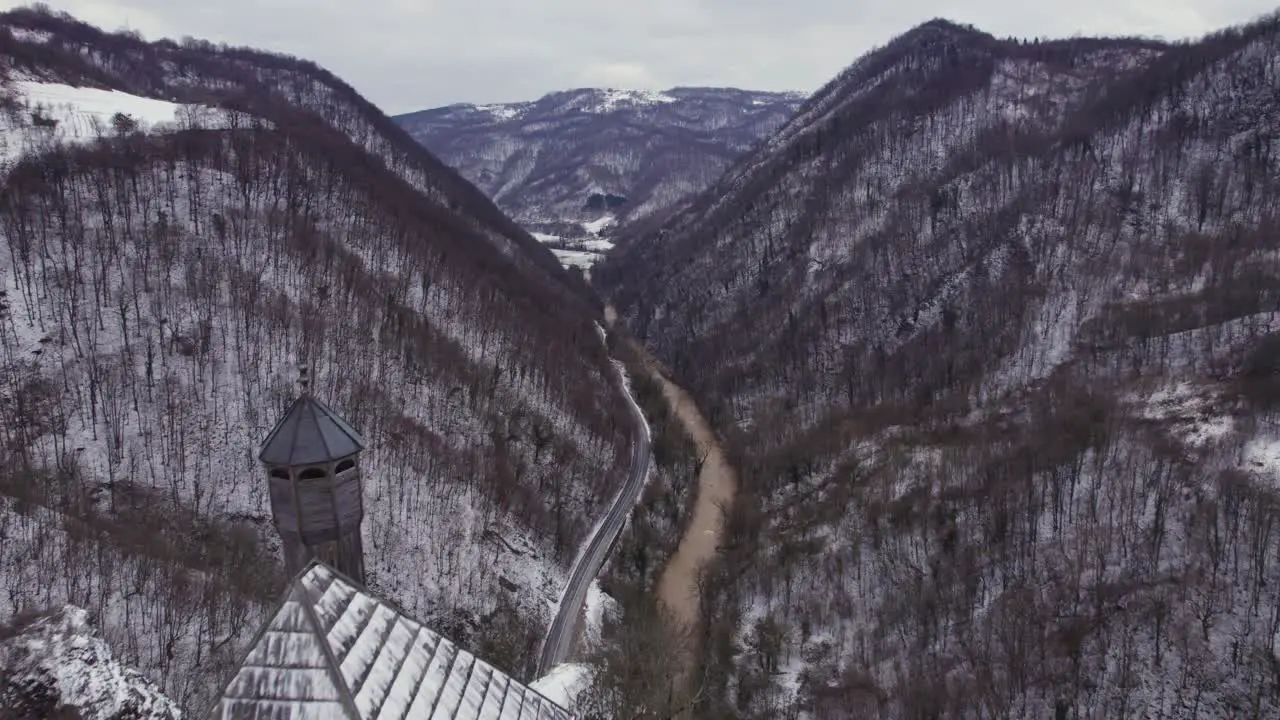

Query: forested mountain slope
0;6;631;714
599;16;1280;719
1;7;574;291
394;87;804;234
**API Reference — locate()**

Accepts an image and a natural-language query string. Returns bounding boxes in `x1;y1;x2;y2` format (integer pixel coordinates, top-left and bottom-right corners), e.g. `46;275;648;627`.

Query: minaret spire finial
297;362;310;396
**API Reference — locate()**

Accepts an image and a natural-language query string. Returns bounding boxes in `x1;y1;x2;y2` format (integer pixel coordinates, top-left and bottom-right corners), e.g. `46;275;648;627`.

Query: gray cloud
4;0;1275;114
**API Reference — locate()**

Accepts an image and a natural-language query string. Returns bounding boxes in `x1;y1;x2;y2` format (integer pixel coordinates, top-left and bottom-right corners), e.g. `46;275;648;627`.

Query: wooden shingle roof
258;395;366;466
210;562;574;720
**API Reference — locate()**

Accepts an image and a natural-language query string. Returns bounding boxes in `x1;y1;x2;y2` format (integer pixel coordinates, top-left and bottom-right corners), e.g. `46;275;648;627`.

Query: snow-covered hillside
17;80;226;131
0;605;181;719
0;7;630;715
602;15;1280;719
1;7;569;290
393;86;805;237
1;80;261;171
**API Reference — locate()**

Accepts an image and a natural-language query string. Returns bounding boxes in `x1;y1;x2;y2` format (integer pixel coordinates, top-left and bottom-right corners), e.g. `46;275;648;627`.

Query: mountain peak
534;86;680;113
429;87;810;126
394;86;805;233
894;16;996;51
914;17;983;34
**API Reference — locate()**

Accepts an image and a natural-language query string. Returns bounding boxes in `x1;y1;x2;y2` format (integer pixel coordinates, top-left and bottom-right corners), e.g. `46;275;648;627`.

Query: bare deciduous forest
600;15;1280;719
0;6;632;713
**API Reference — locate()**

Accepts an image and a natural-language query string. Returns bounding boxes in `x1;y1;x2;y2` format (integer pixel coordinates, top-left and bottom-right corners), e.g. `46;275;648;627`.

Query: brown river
604;306;739;708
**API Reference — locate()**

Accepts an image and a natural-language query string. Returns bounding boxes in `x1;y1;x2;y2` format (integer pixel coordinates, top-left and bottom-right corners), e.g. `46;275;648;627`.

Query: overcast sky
4;0;1276;115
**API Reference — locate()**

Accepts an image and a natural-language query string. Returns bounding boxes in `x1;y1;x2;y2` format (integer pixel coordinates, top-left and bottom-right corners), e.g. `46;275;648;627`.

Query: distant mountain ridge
393;86;805;237
599;13;1280;718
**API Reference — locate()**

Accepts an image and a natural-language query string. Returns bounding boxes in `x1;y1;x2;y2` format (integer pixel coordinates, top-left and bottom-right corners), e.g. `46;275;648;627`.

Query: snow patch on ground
551;248;601;269
1241;435;1280;488
530;230;611;270
19;81;196;125
1;82;259;174
9;28;53;44
529;663;593;711
472;103;523;121
582;214;616;234
589;88;677;112
581;579;617;649
15;81;236;133
1132;381;1234;448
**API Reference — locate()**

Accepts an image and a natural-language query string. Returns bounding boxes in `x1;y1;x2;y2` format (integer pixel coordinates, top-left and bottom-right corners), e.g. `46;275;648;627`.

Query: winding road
536;345;652;676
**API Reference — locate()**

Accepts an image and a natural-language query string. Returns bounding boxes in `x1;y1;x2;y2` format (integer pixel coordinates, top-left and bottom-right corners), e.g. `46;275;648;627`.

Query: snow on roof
210;562;574;720
258;395;367;466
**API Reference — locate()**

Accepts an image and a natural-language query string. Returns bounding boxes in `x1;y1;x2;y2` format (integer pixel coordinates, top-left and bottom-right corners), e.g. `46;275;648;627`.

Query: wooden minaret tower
258;365;368;584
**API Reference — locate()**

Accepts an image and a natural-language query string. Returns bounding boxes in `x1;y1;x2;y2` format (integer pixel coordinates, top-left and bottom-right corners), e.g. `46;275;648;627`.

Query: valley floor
606;305;740;705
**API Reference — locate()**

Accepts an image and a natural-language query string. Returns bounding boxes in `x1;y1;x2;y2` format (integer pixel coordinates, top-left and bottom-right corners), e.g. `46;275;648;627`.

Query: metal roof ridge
301;396;331;465
258;394;302;463
298;563;363;720
291;396;313;466
311;394;368;450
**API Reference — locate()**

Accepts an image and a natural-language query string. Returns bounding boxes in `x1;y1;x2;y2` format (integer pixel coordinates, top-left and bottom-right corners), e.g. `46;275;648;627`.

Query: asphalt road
536;356;652;676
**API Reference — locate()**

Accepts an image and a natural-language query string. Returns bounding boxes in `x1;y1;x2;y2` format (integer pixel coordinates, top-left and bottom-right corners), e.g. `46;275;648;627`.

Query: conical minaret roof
258;394;366;466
